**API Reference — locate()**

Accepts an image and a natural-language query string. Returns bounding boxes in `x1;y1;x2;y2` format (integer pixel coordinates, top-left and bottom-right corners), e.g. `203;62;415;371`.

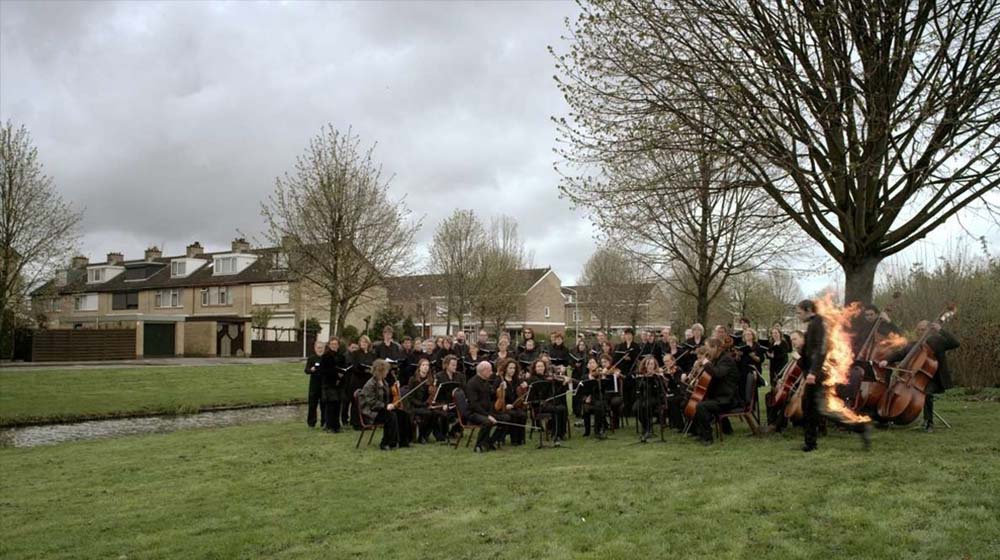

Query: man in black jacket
798;299;872;452
693;337;739;445
465;361;507;452
319;337;348;433
880;320;959;432
304;339;326;428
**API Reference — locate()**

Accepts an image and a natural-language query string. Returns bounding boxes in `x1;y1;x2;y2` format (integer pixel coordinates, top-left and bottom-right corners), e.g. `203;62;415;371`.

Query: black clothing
466;375;506;447
886;329;960;393
435;369;467;387
734;342;764;405
765;339;791;386
348;349;375;428
692;353;740;442
304;353;324;428
633;375;665;434
319;349;349;431
802;314;826;380
679;337;705;373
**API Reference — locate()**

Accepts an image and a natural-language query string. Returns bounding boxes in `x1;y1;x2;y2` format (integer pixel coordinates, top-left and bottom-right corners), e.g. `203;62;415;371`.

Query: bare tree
579;245;651;330
471;216;527;334
429;209;485;335
555;0;1000;304
1;121;81;358
260;125;420;336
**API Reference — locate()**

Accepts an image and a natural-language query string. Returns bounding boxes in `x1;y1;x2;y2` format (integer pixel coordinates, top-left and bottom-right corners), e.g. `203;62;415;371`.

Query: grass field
1;392;998;559
0;363;306;426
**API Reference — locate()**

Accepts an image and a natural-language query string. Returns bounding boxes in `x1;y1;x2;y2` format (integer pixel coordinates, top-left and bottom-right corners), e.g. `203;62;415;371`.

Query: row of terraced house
29;238;674;360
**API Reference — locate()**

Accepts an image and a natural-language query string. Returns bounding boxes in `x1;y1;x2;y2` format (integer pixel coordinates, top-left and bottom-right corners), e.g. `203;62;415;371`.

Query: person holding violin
530;358;572;445
579;356;609;439
797;299;872;452
465;361;508;453
692;337;739;446
598;353;625;428
407;358;444;444
660;353;686;432
879;319;959;433
634;356;667;442
359;359;413;450
495;358;528;445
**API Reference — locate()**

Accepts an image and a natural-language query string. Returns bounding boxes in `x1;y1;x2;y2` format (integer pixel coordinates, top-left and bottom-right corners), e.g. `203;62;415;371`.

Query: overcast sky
2;0;997;292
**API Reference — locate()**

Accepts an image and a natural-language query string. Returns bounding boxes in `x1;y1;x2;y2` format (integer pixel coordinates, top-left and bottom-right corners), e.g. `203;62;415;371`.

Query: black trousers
411;407;447;441
505;409;528;444
608;395;624;428
803;382;822;449
322;399;341;431
469;413;507;447
374;409;413;448
540;403;568;438
307;375;323;427
582;400;607;435
924;393;935;425
634;398;659;434
694;399;729;442
666;396;686;432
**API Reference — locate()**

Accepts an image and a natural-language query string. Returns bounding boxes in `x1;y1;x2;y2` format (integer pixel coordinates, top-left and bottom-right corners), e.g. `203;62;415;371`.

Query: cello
766;355;802;409
682;358;713;420
783;373;807;421
853;296;900;411
877;304;957;424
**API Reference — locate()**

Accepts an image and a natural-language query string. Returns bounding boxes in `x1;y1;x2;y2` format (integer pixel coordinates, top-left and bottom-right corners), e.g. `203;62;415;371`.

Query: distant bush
875;246;999;389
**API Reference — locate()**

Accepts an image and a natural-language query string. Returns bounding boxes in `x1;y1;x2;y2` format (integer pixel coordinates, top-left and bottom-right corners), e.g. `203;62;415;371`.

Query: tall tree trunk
843;256;881;306
696;283;709;326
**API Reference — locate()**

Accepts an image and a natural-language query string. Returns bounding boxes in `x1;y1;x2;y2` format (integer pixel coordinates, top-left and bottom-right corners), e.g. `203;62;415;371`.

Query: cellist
879;320;959;433
765;330;804;434
692;337;739;446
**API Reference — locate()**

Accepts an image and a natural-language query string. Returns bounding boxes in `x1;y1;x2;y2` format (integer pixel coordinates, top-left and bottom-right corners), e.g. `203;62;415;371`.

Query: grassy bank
0;363;307;426
1;395;997;559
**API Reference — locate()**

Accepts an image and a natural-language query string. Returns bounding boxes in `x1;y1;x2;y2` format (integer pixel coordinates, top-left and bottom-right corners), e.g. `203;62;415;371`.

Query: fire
876;332;908;354
815;296;871;424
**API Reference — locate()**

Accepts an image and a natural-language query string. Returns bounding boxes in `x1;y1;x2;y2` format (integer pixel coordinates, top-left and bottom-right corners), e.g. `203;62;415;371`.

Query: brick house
561;282;674;335
30;238;379;358
385;267;566;337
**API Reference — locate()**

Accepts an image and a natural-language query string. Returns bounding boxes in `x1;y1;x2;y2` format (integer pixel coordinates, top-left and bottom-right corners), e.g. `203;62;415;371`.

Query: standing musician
879;319;960;433
653;327;674;367
764;327;791;387
436;354;467;386
374;325;404;384
466;361;508;452
348;335;376;429
692;337;740;446
359;359;413;450
660;354;686;432
320;336;348;433
577;357;609;439
597;353;625;428
639;330;657;362
591;331;609;358
614;328;641;418
797;299;872;452
304;339;326;429
548;331;571;367
518;327;536;354
570;338;590;418
634;356;666;442
476;329;494;354
518;338;541;366
407;358;444;443
399;336;417;387
494;357;528;446
680;324;706;372
494;334;514;365
463;342;489;375
452;331;469;360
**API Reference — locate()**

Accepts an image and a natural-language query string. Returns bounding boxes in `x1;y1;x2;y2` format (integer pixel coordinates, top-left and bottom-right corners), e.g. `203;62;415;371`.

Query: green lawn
0;363;307;426
1;394;997;559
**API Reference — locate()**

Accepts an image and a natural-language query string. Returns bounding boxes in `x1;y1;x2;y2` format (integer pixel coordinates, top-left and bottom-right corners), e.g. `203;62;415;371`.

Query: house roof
32;247;291;297
561;283;658;304
385;267;552;301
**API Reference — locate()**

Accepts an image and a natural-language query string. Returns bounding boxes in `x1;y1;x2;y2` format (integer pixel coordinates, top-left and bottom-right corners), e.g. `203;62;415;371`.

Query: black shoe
379;444;391;451
923;423;934;433
801;444;817;452
583;431;591;437
553;437;563;447
474;445;487;453
861;424;873;450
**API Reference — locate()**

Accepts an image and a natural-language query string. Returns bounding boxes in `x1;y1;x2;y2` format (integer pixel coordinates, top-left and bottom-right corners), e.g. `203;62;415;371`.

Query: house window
272;252;288;270
572;310;580;322
171;261;186;277
215;257;237;275
544;306;551;318
87;269;104;283
112;292;139;310
47;298;61;312
74;294;97;311
201;286;233;306
155;289;181;308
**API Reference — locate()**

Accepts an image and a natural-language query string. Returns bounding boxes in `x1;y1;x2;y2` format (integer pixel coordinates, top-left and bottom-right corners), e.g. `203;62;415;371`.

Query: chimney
144;246;162;261
232;237;251;253
107;252;124;266
186;242;204;258
71;255;89;269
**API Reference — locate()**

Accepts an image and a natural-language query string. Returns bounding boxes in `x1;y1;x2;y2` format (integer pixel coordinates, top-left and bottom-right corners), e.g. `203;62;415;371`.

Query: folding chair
451;388;483;449
354;389;383;448
716;373;761;442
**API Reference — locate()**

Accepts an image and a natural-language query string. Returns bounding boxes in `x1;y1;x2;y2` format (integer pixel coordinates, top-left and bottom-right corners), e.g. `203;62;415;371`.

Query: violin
390;381;403;410
877;303;958;424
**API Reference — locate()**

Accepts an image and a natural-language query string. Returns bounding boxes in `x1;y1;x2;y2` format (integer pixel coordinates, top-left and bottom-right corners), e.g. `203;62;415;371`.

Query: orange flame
876;332;909;355
816;296;870;424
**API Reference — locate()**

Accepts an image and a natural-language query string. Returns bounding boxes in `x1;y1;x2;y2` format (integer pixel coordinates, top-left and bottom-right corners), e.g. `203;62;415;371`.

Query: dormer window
88;269;105;283
215;256;237;275
171;261;186;277
272;252;288;270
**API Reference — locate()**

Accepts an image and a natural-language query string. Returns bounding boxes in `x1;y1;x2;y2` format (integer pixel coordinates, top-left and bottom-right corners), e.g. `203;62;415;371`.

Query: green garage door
144;323;175;357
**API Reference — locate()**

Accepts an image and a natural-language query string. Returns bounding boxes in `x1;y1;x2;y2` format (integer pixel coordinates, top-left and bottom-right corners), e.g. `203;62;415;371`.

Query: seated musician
735;328;764;404
495;358;528;446
359;359;413;450
434;355;466;440
692;337;739;446
879;320;959;433
580;357;608;439
598;353;625;428
661;354;686;432
529;358;571;446
407;358;445;443
634;357;666;442
766;330;804;433
465;361;508;453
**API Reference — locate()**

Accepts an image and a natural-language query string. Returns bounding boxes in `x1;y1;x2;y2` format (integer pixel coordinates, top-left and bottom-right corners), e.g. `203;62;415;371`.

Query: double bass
853;296;900;411
877;304;957;424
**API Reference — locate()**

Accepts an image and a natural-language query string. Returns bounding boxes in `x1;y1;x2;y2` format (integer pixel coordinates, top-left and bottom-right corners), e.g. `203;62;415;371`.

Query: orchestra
306;301;961;454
